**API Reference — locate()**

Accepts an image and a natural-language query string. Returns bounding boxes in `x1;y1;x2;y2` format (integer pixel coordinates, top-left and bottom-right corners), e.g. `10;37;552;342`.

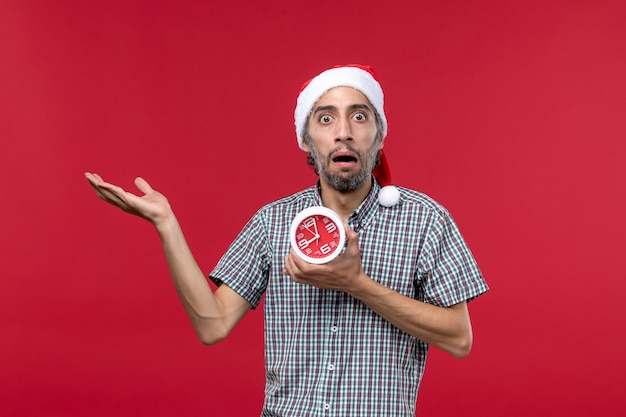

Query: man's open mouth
333;155;357;163
331;151;358;164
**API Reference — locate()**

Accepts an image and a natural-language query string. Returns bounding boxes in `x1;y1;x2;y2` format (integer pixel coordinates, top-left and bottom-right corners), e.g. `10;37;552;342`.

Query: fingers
85;172;105;184
85;172;113;190
284;251;299;277
84;172;98;186
85;172;134;209
284;251;311;282
85;173;141;196
85;173;153;197
85;172;110;199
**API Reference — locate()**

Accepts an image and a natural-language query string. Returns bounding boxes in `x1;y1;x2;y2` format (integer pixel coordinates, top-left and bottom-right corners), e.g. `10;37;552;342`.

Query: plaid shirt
210;180;488;417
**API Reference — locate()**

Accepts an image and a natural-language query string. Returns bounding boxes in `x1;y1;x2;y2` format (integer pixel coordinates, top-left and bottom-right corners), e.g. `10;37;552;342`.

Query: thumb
345;225;359;249
134;177;154;195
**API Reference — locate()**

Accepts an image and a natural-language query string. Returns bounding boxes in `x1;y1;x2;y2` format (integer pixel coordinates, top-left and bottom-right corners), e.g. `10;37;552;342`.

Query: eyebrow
312;103;373;115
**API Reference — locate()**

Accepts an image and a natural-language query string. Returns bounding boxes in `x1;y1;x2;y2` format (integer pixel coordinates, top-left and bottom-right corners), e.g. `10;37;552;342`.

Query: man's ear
300;139;311;153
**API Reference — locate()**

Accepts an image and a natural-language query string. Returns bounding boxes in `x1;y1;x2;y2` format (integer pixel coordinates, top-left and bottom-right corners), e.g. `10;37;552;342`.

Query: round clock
289;206;346;264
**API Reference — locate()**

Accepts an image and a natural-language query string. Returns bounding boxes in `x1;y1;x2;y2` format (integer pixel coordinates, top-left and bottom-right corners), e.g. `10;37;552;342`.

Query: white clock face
289;206;346;264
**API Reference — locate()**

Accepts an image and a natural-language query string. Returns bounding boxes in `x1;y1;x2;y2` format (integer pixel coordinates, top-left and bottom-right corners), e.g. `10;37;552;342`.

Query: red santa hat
295;64;400;207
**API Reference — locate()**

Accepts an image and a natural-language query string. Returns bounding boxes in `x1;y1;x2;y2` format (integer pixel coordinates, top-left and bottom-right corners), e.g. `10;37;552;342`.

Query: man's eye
353;112;367;121
319;115;332;124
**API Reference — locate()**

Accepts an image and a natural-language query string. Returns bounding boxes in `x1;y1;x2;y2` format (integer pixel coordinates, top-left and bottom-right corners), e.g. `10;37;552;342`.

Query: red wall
2;1;625;415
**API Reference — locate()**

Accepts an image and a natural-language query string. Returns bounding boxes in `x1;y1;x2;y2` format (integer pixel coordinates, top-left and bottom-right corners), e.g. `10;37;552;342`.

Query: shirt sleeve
418;209;488;307
209;210;270;309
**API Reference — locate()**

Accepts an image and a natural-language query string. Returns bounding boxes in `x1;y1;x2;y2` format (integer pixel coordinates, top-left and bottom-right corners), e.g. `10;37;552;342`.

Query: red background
2;1;625;416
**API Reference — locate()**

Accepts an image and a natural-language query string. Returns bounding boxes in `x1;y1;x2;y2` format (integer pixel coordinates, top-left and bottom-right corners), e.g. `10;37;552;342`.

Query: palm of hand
85;173;171;224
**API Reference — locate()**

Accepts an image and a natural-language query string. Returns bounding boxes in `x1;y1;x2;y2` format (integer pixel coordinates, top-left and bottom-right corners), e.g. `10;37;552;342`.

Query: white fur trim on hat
294;66;387;149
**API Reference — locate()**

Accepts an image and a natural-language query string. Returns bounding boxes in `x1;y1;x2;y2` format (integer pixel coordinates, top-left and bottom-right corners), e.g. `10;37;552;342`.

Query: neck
318;176;373;222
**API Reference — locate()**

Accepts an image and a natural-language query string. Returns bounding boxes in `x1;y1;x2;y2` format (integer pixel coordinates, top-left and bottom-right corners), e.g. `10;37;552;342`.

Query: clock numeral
324;222;336;233
302;217;316;229
320;244;331;254
298;239;310;249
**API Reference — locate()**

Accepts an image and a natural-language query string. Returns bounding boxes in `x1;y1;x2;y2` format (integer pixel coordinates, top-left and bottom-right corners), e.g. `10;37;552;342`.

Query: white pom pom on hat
374;151;401;207
295;64;400;207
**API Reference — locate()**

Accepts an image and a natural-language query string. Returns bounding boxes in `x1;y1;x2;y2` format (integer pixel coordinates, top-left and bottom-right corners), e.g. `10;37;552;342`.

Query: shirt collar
348;178;381;232
313;177;382;232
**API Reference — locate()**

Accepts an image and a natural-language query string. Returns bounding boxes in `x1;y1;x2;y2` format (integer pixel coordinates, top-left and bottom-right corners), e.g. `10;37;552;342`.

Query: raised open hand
84;172;172;225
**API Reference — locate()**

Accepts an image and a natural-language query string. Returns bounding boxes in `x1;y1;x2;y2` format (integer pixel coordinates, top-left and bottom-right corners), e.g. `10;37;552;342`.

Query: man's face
303;86;382;192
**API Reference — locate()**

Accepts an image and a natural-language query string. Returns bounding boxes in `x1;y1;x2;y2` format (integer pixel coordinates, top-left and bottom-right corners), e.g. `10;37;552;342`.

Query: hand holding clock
284;226;367;293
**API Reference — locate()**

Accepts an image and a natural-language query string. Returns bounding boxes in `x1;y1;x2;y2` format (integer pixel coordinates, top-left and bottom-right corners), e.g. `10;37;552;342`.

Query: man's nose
335;117;353;142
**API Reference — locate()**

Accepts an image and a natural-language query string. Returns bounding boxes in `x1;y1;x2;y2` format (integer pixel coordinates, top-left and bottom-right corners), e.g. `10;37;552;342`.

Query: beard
308;143;380;193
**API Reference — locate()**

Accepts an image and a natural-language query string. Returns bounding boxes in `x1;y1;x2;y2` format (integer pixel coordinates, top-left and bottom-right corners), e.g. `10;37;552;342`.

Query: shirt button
328;364;334;371
323;403;331;410
331;326;338;333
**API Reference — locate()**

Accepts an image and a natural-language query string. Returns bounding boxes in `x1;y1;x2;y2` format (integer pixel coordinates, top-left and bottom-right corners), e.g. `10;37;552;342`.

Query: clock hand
303;219;315;235
307;234;320;246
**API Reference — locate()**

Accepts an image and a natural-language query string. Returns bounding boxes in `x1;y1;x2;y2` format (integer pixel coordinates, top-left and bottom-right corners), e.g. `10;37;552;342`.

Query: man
86;64;488;416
